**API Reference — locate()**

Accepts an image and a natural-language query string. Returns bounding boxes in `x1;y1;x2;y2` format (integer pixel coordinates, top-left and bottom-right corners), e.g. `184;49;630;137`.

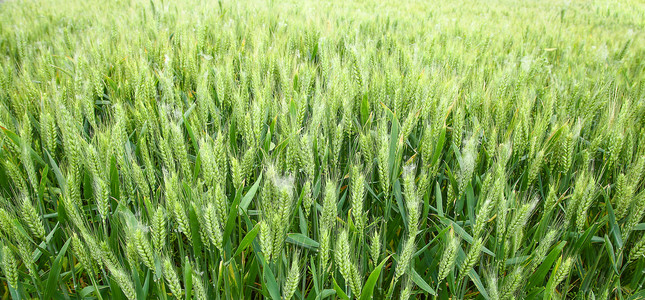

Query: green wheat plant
0;0;645;299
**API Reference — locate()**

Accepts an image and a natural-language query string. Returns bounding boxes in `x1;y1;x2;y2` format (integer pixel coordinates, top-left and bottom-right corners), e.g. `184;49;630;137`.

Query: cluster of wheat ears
0;0;644;299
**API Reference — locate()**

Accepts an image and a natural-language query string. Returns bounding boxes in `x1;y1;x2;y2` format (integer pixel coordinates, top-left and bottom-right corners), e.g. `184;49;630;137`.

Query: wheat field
0;0;644;299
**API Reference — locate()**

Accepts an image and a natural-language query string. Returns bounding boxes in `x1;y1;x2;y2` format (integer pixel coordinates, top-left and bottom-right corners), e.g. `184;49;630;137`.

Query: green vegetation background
0;0;644;299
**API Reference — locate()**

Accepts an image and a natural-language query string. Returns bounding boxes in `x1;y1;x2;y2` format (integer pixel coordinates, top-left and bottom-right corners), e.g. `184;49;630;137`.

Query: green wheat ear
283;254;301;300
399;278;414;300
71;233;95;275
500;266;524;300
458;237;483;282
192;269;208;300
394;237;416;282
370;229;381;265
110;267;137;300
163;257;183;298
1;245;18;288
628;234;645;264
20;196;45;239
350;164;366;235
134;228;155;271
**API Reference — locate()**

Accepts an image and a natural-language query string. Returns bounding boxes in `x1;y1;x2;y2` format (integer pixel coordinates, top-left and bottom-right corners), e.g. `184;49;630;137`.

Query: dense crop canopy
0;0;644;299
